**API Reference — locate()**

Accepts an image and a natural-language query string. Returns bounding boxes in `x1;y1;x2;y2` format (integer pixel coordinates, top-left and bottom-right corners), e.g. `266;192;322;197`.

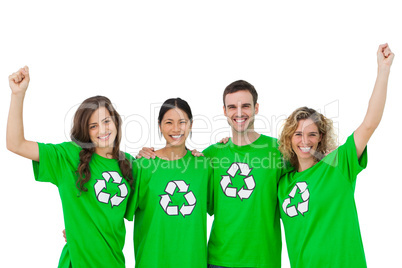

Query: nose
99;122;108;134
236;101;242;117
302;134;310;145
173;122;181;132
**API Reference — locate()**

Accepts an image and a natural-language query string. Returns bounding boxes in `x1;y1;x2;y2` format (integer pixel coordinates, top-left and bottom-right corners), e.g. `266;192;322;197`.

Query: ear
319;133;323;143
254;103;259;115
223;105;227;116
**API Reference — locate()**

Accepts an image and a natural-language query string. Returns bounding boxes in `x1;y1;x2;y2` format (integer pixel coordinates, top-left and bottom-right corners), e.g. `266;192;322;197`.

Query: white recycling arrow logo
159;180;196;217
282;181;309;217
220;162;256;200
94;171;128;207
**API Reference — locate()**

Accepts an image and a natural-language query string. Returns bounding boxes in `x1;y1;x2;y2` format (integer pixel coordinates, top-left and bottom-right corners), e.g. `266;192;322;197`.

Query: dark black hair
158;98;193;124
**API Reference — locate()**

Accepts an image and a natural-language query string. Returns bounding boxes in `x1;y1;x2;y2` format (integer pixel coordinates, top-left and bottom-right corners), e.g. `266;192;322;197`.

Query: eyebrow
88;116;111;126
163;118;188;122
294;131;319;134
226;103;252;107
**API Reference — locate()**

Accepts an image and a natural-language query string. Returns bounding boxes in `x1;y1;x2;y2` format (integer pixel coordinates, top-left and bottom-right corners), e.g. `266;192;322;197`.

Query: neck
95;147;114;159
231;129;260;146
157;145;187;160
297;158;316;172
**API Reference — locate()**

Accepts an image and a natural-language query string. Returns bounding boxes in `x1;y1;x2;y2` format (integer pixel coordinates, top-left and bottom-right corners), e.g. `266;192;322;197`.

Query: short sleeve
202;146;212;158
334;133;368;183
207;160;215;216
124;159;141;221
32;142;81;186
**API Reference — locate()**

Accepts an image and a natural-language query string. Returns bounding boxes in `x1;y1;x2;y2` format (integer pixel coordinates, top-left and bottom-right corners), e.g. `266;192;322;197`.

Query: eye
104;119;111;124
89;125;97;130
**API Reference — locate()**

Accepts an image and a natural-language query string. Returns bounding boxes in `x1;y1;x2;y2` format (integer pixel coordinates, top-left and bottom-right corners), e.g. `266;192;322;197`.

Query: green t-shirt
278;133;368;268
203;134;287;267
32;142;134;268
126;150;213;268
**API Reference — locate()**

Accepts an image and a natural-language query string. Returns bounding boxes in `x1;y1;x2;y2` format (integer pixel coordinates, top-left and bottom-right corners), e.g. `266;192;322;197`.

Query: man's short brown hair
223;80;258;106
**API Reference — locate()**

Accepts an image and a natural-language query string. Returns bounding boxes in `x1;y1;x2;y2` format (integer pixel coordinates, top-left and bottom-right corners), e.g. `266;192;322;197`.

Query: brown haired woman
277;44;394;267
6;66;135;268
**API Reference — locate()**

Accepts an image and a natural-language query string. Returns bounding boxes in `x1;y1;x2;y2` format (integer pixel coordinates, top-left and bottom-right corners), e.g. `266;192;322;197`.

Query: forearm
6;93;26;153
6;93;39;161
362;67;390;131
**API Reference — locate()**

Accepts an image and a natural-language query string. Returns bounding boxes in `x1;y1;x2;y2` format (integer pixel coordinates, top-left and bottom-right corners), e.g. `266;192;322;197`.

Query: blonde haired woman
278;44;394;267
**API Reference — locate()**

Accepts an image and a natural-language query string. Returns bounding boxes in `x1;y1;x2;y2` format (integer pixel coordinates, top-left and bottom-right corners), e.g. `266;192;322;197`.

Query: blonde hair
279;107;337;170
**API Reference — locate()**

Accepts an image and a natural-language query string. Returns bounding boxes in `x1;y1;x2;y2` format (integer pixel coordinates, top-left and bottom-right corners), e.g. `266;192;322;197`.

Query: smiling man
203;80;288;268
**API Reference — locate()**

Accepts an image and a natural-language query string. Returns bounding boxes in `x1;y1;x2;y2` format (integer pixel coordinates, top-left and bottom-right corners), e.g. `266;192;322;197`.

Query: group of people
6;44;394;268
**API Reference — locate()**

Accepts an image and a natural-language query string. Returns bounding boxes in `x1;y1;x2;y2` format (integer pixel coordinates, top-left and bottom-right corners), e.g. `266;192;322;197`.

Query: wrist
377;66;391;75
11;91;26;99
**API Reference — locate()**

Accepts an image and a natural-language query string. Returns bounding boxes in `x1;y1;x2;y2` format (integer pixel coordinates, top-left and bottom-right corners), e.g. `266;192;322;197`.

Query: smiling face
88;107;117;153
159;108;192;148
291;118;322;165
224;90;259;134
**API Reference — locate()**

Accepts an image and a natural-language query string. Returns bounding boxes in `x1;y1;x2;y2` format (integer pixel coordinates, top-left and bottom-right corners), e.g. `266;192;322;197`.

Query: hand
218;137;230;144
191;149;204;157
136;147;156;159
62;229;67;242
9;66;30;95
377;43;394;70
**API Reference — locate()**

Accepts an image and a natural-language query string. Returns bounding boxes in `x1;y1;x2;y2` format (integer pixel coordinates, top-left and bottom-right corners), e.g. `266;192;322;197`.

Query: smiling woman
126;97;214;268
279;106;337;172
157;98;193;157
277;44;394;268
88;108;117;151
6;67;135;267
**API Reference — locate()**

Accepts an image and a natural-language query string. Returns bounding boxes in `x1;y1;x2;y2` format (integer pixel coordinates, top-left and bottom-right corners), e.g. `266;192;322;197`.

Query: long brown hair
70;96;133;192
279;107;337;170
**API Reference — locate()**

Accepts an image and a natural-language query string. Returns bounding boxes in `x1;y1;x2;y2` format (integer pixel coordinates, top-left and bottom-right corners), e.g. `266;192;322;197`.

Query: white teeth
235;119;245;123
300;147;311;153
171;135;182;139
98;133;111;140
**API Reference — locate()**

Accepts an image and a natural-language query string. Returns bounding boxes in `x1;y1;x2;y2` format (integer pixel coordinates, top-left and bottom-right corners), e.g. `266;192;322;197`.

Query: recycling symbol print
159;180;196;217
282;181;309;217
94;171;128;207
220;162;256;200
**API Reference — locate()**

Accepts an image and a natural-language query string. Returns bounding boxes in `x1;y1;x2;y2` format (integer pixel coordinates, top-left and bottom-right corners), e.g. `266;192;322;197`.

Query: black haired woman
126;98;213;267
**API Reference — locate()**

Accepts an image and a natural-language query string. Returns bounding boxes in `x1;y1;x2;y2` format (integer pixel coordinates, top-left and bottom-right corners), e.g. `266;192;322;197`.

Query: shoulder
63;141;82;152
38;141;82;154
133;156;155;170
203;141;230;157
123;152;136;163
259;134;279;147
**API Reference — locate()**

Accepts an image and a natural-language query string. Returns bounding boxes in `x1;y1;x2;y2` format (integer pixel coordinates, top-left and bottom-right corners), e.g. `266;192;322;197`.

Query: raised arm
354;44;394;158
6;66;39;161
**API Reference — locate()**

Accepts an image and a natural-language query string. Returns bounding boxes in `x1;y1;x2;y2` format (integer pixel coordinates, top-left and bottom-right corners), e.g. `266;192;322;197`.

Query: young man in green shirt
204;80;287;268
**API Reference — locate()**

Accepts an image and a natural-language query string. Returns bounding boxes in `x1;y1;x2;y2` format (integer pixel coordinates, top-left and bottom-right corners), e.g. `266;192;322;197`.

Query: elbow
362;121;379;134
6;142;17;154
6;138;20;154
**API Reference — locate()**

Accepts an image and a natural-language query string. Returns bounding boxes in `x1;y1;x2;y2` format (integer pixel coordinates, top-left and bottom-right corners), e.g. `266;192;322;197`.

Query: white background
1;1;401;267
